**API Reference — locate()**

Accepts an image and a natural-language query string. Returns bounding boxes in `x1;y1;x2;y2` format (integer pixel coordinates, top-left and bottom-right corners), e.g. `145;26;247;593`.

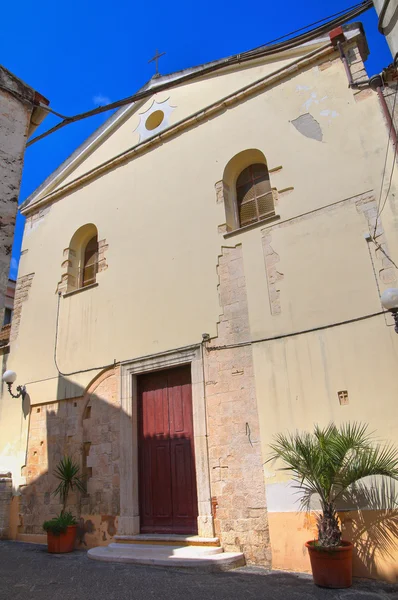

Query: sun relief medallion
135;98;175;142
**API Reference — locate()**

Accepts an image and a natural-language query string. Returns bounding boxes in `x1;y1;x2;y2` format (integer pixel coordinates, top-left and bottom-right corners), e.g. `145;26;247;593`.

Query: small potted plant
268;423;398;588
43;456;85;553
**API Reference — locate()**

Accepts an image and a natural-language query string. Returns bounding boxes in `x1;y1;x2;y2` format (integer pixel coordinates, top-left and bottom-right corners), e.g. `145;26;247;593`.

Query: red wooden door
138;366;198;534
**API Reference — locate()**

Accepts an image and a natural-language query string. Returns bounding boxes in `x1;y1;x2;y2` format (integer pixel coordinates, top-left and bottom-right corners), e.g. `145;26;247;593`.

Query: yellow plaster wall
238;197;398;579
12;53;389;405
269;511;398;583
50;51;301;188
2;38;398;578
233;190;398;578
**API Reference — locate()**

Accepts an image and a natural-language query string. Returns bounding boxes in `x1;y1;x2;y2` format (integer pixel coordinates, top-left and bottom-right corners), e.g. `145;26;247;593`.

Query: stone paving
0;541;397;600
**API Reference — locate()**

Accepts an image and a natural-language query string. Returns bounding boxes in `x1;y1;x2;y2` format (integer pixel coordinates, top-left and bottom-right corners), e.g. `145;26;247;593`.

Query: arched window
236;163;273;227
82;235;98;287
220;150;276;232
57;224;104;294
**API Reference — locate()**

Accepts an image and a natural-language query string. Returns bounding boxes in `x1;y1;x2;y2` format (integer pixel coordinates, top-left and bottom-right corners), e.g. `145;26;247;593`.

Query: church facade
1;23;398;579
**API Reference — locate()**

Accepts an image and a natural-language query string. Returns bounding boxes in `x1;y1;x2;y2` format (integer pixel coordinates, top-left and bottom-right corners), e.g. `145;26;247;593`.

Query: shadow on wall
15;368;199;548
6;366;398;580
18;368;123;548
339;479;398;582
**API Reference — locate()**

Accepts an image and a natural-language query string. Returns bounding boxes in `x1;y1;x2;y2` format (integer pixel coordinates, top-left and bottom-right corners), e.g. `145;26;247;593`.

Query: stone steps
113;534;221;547
88;542;245;571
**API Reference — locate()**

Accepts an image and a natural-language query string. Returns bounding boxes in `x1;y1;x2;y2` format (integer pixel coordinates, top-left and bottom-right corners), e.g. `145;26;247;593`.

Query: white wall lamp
381;288;398;333
2;370;26;400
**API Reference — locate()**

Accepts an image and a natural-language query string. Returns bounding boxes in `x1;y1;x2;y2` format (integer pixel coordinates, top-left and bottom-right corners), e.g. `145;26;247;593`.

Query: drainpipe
336;41;370;88
329;27;370;88
337;41;355;87
329;27;398;148
369;74;398;149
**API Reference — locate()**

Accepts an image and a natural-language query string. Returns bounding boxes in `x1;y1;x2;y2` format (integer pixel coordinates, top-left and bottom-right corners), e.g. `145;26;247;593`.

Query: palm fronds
53;456;85;513
268;422;398;547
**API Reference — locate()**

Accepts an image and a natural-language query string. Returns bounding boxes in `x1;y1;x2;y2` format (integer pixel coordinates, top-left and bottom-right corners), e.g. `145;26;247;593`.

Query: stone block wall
0;77;33;327
205;245;271;566
19;368;120;547
355;194;397;287
9;273;34;343
0;472;12;539
346;45;373;103
97;239;109;274
56;237;108;295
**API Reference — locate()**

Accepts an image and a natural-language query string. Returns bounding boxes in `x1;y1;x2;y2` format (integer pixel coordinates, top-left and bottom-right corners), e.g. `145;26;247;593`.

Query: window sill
63;282;99;298
223;214;280;239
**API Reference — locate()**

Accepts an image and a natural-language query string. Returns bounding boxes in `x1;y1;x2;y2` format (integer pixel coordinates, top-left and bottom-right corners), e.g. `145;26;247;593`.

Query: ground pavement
0;541;397;600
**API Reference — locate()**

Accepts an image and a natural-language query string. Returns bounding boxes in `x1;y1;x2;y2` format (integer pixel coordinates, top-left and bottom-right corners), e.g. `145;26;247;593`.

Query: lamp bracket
7;383;26;400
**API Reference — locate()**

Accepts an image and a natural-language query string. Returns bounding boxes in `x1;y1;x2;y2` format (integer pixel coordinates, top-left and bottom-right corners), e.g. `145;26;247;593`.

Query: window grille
236;163;274;227
81;235;99;288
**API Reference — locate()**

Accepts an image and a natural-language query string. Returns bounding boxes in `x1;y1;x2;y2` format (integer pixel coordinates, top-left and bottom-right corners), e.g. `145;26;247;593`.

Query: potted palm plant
268;423;398;588
43;456;85;553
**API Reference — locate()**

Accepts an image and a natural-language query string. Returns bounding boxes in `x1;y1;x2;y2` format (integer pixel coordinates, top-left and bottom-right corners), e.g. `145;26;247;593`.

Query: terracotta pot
305;540;353;588
47;525;77;553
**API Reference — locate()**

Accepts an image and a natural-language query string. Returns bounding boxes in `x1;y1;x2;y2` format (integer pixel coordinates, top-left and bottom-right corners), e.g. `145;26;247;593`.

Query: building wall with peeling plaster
0;70;33;332
0;70;36;530
2;31;398;579
0;67;48;531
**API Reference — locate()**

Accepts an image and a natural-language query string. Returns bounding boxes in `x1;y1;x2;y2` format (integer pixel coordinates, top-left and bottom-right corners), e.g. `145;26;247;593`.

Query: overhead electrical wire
54;292;118;377
377;95;398;221
23;291;386;389
373;85;398;238
240;1;372;51
16;0;393;389
27;0;372;147
370;84;398;275
206;310;387;352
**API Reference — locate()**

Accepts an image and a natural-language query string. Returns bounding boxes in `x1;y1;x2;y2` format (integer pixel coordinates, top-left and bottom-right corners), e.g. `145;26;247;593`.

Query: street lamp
2;370;26;399
381;288;398;333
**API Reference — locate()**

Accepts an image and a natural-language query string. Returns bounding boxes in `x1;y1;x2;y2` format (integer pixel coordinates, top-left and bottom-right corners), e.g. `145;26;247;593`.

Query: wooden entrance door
138;365;198;534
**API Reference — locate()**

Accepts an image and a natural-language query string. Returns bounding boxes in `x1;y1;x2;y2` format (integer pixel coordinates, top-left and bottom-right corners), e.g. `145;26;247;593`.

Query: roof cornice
22;21;368;212
21;43;335;216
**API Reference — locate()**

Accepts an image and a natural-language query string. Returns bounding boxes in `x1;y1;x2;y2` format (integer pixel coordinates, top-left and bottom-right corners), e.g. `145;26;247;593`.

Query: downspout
337;41;356;87
369;74;398;149
200;340;215;532
334;37;369;88
331;27;398;147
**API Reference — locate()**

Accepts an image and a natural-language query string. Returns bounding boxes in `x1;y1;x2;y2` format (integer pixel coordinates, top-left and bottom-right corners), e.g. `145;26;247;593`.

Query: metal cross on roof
148;49;166;77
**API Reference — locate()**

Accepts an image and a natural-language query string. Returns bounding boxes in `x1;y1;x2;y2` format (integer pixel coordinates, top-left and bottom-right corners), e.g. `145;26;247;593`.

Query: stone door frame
118;344;214;538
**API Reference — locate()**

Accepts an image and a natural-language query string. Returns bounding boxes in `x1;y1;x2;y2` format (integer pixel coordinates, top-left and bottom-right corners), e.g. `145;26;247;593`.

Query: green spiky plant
43;456;85;536
53;456;85;514
268;423;398;548
43;511;76;535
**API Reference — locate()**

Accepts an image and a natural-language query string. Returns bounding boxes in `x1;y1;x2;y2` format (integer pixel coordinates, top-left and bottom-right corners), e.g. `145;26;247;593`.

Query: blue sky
1;1;393;280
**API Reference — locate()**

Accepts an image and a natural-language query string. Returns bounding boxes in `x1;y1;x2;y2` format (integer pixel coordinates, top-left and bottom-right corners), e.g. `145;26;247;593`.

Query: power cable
22;300;387;388
378;93;398;220
366;241;392;326
26;0;372;148
243;1;371;51
372;239;398;269
373;84;398;238
0;83;69;119
206;310;387;352
54;292;118;377
370;85;398;274
53;292;201;379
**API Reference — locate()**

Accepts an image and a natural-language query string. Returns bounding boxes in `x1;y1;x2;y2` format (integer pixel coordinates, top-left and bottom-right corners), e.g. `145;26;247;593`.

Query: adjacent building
0;66;49;358
0;279;16;348
374;0;398;61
